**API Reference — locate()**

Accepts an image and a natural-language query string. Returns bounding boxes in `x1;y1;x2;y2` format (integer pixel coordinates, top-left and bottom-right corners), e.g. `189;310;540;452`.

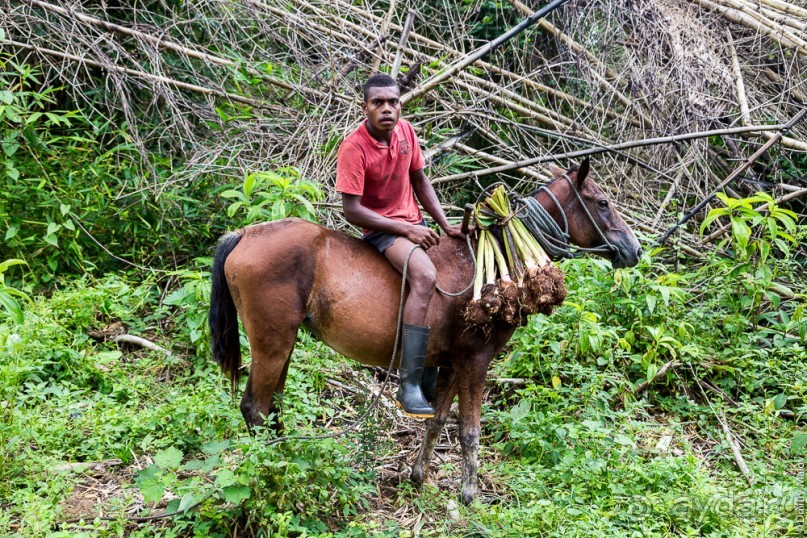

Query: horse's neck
534;182;569;228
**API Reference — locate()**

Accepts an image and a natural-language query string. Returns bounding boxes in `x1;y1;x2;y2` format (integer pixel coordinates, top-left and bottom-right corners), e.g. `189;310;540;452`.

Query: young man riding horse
336;74;465;418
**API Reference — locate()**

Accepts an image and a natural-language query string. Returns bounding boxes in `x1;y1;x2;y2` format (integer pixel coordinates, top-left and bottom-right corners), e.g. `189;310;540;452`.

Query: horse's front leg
456;356;489;505
411;368;457;485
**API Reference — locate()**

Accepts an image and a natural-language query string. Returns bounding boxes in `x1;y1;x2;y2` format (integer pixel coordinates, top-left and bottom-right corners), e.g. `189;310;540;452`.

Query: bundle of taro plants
464;185;566;328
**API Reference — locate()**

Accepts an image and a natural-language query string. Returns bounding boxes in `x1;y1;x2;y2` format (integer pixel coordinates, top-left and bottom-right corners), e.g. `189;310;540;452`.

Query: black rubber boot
396;324;435;418
420;367;439;404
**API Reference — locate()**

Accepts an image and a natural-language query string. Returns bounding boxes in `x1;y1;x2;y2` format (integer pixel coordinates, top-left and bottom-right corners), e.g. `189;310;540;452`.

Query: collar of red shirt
360;120;400;149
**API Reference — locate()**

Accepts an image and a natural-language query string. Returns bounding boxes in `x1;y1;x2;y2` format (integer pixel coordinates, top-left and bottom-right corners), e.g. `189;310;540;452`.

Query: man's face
362;85;401;134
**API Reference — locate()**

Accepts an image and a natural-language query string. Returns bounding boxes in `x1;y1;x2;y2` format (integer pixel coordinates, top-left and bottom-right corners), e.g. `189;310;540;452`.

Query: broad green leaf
96;350;122;363
154;446;183;469
178;493;196;513
646;362;658;383
243;174;256;197
0;290;23;324
700;208;728;233
203;440;230;454
731;219;750;253
271;199;287;221
219;189;247;201
0;258;26;273
138;478;164;503
214;469;237;488
613;434;634;447
2;139;19;157
222;485;251;504
0;90;12;105
773;393;787;410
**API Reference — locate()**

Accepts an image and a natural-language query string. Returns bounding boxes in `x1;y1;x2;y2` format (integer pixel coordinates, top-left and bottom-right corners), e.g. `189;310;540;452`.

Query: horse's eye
597;200;608;208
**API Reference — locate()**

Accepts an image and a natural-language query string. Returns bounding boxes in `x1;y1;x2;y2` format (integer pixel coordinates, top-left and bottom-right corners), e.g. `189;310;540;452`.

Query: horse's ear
547;162;565;178
576;157;590;187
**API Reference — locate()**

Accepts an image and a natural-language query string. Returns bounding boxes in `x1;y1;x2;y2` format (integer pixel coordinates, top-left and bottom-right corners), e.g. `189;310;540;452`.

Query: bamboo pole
400;0;571;104
5;40;269;108
691;0;807;55
432;122;795;185
21;0;348;103
325;0;633;124
452;142;547;182
735;0;807;32
755;0;807;19
390;10;415;79
371;0;397;72
720;413;754;486
727;31;751;128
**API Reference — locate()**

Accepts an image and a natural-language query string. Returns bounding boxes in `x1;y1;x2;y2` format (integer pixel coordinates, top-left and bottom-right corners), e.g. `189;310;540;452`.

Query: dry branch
21;0;346;103
5;39;268;107
432;122;794;184
52;459;123;473
400;0;570;104
371;0;397;72
114;334;172;356
634;360;681;394
390;10;415;79
720;413;754;485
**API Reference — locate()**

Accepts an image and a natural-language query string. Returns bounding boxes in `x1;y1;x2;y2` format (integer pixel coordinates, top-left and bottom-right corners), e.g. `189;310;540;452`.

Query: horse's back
224;218;490;367
224;219;404;364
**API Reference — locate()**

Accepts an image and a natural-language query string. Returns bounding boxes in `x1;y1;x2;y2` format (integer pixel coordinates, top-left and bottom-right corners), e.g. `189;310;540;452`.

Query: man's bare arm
410;168;465;239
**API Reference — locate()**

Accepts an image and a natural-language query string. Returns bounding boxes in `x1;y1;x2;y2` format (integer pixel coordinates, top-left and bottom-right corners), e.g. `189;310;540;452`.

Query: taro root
481;283;501;316
465;185;568;328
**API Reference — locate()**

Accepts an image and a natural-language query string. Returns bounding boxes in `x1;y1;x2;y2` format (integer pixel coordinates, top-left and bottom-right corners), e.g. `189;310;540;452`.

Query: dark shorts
363;220;427;253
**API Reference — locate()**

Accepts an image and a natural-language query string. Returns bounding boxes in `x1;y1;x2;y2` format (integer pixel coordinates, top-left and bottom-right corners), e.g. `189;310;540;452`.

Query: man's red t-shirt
335;119;425;232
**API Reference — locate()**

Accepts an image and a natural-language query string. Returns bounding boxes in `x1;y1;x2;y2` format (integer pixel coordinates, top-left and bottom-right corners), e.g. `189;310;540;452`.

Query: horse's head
533;158;642;269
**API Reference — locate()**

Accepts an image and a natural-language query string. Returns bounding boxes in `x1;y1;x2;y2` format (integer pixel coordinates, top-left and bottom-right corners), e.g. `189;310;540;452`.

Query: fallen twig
719;412;754;485
52;459;123;473
114;334;172;356
634;360;681;394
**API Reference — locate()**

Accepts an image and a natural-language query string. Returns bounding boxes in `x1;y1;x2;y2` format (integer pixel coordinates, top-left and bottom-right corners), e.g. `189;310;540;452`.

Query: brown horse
209;158;641;504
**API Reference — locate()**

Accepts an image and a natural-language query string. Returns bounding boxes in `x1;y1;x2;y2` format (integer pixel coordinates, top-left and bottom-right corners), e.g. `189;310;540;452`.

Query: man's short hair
363;74;398;101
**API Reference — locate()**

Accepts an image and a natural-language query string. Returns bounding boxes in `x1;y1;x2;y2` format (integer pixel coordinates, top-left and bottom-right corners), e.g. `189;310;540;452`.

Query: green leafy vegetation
2;197;804;535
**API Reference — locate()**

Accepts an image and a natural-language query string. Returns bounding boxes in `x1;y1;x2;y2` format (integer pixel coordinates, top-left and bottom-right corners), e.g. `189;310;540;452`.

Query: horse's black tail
209;231;243;391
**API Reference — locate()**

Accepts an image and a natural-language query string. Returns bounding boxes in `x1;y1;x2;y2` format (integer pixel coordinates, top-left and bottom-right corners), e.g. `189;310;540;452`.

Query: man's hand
406;224;441;249
442;224;469;240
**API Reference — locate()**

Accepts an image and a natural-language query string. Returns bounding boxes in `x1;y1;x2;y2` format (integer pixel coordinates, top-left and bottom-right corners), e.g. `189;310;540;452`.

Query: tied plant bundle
464;186;566;328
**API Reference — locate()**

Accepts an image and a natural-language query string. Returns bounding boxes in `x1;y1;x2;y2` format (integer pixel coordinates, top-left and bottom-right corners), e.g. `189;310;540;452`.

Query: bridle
531;173;619;258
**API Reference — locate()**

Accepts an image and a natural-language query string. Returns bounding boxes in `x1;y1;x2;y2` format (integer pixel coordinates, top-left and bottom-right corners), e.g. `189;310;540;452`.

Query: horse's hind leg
240;324;299;432
411;368;457;485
